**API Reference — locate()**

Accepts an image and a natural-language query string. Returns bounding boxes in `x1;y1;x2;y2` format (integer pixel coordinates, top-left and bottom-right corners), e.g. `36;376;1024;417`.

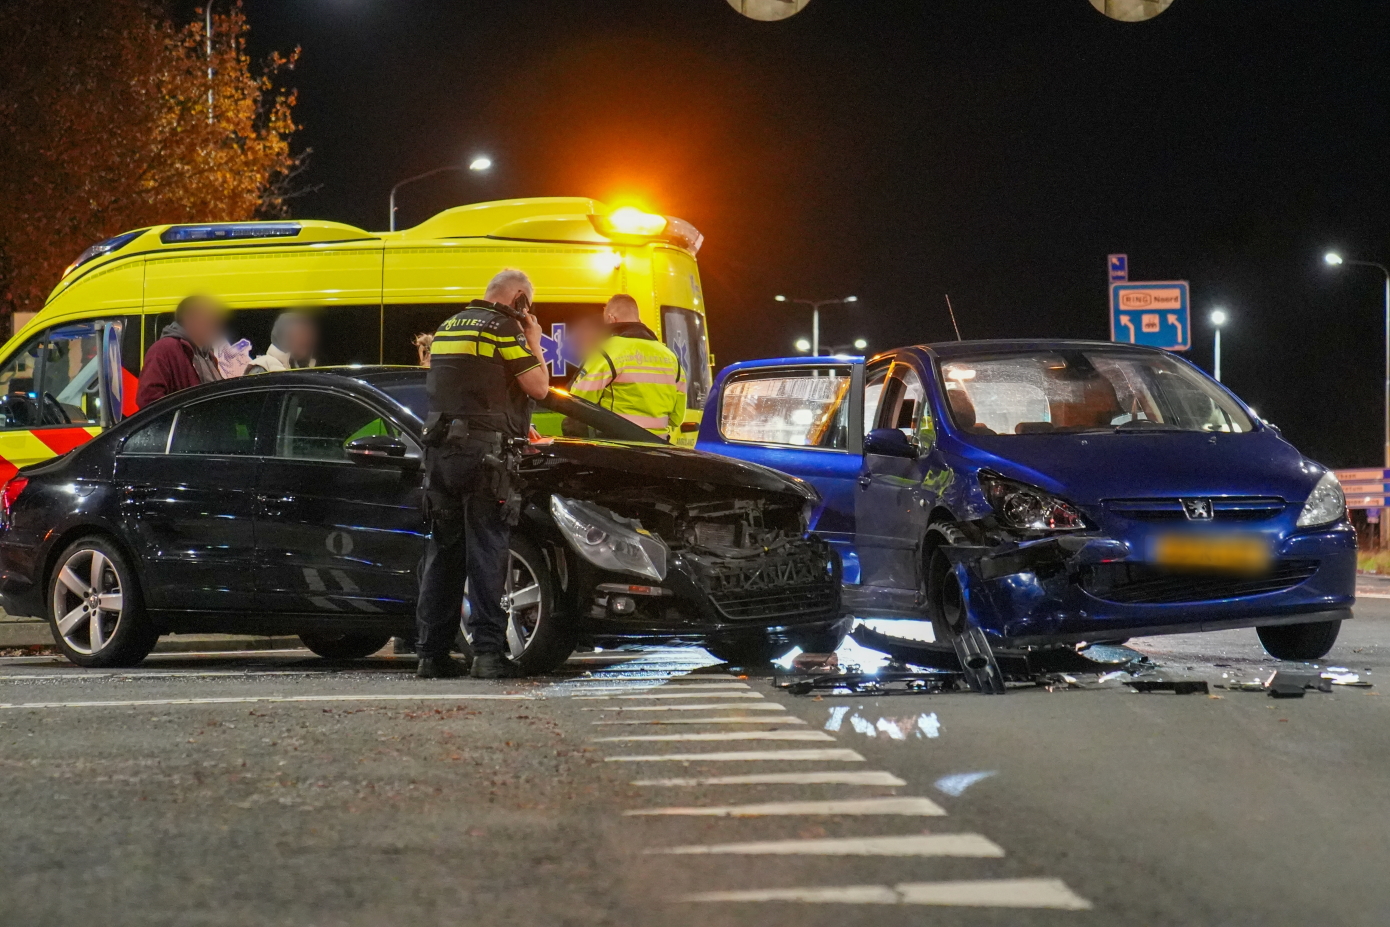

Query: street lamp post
389;157;493;231
774;295;858;356
1210;309;1227;382
1323;250;1390;547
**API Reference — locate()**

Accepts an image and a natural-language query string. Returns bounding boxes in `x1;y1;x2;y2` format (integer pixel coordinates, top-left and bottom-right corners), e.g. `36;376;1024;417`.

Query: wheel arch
41;521;144;609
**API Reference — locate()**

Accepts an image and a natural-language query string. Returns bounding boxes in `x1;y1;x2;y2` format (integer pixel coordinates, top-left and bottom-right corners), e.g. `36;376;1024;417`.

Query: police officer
570;295;687;440
415;269;550;679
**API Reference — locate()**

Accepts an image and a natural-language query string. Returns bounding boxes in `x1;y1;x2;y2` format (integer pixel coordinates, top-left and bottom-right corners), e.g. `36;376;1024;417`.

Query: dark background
174;0;1388;467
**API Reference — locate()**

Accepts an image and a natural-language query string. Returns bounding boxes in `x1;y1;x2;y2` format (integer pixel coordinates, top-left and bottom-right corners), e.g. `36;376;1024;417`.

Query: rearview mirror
864;428;918;459
345;435;414;465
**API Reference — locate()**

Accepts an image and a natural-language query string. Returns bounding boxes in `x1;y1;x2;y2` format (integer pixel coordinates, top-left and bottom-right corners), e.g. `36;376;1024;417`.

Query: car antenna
944;294;963;341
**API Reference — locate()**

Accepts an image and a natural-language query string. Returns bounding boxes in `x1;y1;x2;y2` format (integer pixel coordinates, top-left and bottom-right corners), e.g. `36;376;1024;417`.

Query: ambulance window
661;306;711;411
0;326;104;429
221;306;382;368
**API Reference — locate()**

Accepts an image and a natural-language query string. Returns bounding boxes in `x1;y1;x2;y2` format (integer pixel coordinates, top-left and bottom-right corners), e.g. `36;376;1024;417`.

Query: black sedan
0;368;844;671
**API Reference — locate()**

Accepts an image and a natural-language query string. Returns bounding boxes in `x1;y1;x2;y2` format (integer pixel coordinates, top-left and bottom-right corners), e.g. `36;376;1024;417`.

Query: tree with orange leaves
0;0;302;325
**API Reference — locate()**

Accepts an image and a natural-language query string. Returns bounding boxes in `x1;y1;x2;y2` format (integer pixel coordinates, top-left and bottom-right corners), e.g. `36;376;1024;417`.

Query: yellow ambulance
0;197;713;482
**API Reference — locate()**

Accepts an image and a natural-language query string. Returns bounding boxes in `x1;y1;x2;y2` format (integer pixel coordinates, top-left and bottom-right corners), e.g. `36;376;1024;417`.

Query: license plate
1150;533;1272;573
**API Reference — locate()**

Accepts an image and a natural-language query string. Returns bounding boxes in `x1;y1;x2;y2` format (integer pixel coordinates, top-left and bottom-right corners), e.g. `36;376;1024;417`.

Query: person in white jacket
246;312;318;374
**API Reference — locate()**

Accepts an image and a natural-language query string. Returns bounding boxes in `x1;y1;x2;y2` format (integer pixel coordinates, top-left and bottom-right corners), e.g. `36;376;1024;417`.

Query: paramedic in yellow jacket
570;295;686;440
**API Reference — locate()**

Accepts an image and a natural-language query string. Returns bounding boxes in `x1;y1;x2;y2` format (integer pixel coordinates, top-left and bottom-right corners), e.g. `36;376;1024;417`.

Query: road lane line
0;693;531;710
565;682;751;690
575;692;765;700
679;879;1091;909
605;748;864;763
633;771;906;786
654;833;1003;857
593;730;834;743
592;717;807;726
0;671;320;681
624;797;946;817
582;703;786;712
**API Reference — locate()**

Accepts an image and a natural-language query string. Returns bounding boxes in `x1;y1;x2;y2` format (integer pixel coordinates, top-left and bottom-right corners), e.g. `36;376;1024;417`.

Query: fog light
609;595;637;615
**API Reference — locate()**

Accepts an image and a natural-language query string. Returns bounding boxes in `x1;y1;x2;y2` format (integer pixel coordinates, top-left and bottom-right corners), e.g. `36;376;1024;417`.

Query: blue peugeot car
697;340;1355;687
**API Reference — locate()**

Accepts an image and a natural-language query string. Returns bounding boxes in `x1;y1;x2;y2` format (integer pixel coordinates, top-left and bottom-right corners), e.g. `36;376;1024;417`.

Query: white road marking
633;771;906;786
680;879;1091;910
575;692;765;700
0;670;319;682
0;693;531;710
593;730;834;743
624;797;946;817
592;717;807;726
606;748;865;763
654;833;1004;857
935;770;997;796
567;681;751;690
583;703;787;712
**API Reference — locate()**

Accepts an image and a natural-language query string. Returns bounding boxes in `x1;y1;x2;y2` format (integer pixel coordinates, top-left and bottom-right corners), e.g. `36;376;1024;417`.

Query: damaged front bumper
942;523;1358;646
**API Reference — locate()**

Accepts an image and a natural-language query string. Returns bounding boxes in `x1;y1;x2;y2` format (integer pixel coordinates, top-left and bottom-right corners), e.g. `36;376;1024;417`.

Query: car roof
917;339;1167;360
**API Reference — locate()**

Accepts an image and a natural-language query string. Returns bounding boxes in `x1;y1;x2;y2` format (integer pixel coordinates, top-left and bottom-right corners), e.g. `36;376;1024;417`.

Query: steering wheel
0;393;39;427
41;392;71;425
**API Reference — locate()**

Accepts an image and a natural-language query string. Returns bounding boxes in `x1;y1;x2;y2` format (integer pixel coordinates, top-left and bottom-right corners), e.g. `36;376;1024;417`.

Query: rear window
939;349;1253;436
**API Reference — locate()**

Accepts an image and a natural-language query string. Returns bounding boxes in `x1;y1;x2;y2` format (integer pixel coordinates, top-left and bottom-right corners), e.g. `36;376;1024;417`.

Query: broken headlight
1296;471;1346;528
550;495;669;581
980;473;1086;531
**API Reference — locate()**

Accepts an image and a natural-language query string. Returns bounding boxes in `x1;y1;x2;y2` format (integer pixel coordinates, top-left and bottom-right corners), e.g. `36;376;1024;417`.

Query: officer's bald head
484;268;534;307
604;294;641;324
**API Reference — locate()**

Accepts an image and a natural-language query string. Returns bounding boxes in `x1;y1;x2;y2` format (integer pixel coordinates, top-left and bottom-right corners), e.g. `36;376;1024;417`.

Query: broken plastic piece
1125;679;1210;695
1264;670;1331;697
792;652;840;674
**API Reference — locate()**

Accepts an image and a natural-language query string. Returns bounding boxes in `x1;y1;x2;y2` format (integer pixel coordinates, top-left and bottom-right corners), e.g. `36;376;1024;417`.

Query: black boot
416;655;468;679
470;652;524;679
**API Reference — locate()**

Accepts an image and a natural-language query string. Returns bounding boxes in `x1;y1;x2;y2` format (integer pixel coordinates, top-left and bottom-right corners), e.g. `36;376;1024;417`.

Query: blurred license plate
1150;534;1272;573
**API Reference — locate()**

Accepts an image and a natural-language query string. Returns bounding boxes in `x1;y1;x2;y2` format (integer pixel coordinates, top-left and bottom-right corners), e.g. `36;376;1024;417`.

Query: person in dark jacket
135;295;226;407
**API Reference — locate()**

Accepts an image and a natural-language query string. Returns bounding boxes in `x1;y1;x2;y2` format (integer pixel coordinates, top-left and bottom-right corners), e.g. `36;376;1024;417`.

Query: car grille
1079;559;1318;605
684;540;840;622
1103;496;1288;521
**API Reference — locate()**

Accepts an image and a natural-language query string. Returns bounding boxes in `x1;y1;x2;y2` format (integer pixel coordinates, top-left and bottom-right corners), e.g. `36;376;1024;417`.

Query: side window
0;324;107;430
121;411;176;455
718;366;853;449
168;392;265;457
887;366;927;436
661;306;712;411
863;361;892;436
274;390;400;462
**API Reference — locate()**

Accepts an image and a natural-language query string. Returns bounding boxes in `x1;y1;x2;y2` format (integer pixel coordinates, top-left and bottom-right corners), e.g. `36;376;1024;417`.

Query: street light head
774;295;787;302
794;338;811;352
468;157;492;172
843;295;858;303
1324;252;1344;266
853;338;868;350
1210;309;1227;326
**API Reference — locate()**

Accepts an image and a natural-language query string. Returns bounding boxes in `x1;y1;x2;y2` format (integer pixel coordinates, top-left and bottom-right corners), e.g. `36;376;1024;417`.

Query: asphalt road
1;602;1386;926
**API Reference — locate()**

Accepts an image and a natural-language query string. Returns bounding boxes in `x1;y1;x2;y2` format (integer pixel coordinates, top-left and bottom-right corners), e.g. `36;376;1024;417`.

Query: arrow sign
1110;282;1190;351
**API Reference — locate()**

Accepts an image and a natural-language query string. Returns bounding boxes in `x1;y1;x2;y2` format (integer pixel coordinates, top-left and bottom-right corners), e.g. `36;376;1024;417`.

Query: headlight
550;495;668;581
980;473;1086;531
1296;471;1346;527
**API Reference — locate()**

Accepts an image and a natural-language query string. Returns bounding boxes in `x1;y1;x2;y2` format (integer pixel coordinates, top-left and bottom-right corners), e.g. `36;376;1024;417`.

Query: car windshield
371;376;662;444
938;349;1254;436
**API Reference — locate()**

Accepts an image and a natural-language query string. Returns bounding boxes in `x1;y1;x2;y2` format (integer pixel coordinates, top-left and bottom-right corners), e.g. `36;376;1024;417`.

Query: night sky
179;0;1388;468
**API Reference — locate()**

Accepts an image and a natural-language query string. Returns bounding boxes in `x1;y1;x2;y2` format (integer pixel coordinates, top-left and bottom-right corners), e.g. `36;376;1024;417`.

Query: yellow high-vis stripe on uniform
572;335;687;440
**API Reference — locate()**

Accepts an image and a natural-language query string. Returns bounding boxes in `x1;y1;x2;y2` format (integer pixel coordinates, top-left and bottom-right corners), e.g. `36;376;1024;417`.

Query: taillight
1;477;29;517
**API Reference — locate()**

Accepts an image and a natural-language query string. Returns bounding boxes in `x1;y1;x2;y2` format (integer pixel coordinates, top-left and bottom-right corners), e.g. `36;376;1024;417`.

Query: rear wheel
48;536;157;668
456;535;574;675
926;524;1005;694
299;632;391;660
1257;620;1340;661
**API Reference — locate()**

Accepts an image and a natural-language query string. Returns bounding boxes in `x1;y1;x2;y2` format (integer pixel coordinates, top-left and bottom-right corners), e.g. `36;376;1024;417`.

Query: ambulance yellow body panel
0;199;713;479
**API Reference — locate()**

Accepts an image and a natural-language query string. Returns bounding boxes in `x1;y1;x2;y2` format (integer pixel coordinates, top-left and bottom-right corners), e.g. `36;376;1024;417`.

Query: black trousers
415;443;511;659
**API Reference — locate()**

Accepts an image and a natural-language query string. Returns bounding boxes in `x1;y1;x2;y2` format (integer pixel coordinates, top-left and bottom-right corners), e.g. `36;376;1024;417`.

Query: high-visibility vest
571;334;687;439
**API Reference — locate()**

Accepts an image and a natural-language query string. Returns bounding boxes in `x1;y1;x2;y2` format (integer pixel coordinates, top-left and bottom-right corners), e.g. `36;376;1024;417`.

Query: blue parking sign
1110;282;1190;351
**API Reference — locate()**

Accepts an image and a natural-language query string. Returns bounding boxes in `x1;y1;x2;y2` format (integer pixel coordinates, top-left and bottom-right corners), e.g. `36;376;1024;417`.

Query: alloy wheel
52;547;124;655
462;550;545;659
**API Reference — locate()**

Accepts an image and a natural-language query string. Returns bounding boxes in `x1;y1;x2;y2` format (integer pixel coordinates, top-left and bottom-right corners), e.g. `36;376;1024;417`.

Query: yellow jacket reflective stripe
571;334;687;439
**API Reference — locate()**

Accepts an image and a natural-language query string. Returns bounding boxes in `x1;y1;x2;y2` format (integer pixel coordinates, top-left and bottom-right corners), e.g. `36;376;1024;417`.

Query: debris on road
1125;679;1211;695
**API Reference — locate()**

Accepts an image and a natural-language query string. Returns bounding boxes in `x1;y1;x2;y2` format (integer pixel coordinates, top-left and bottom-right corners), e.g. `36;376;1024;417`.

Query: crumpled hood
523;438;818;500
960;429;1322;505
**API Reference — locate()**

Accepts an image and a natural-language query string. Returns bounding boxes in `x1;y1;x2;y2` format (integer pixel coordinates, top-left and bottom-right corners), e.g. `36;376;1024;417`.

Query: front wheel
456;535;574;675
926;524;1005;694
1257;620;1340;661
299;632;392;660
48;536;157;668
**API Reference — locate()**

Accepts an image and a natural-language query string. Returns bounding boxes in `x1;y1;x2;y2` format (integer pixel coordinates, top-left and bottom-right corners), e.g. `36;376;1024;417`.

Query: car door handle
257;494;297;504
858;475;872;489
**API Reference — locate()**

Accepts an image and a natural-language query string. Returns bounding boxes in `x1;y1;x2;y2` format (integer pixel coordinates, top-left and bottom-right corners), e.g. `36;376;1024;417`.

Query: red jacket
135;335;205;408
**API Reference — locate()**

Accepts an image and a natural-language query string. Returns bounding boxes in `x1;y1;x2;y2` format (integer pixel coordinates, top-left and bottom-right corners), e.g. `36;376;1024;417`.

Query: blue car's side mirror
864;428;918;459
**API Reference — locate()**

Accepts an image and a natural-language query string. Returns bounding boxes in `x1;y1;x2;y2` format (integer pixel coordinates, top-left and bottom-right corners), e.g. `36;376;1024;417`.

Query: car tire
299;632;392;660
47;536;157;668
456;534;574;675
1256;620;1341;661
926;523;1006;694
703;633;793;667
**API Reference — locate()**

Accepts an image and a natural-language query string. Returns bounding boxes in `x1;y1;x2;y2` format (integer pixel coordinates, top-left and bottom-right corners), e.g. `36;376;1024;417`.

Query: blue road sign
1110;281;1190;351
1108;254;1128;283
